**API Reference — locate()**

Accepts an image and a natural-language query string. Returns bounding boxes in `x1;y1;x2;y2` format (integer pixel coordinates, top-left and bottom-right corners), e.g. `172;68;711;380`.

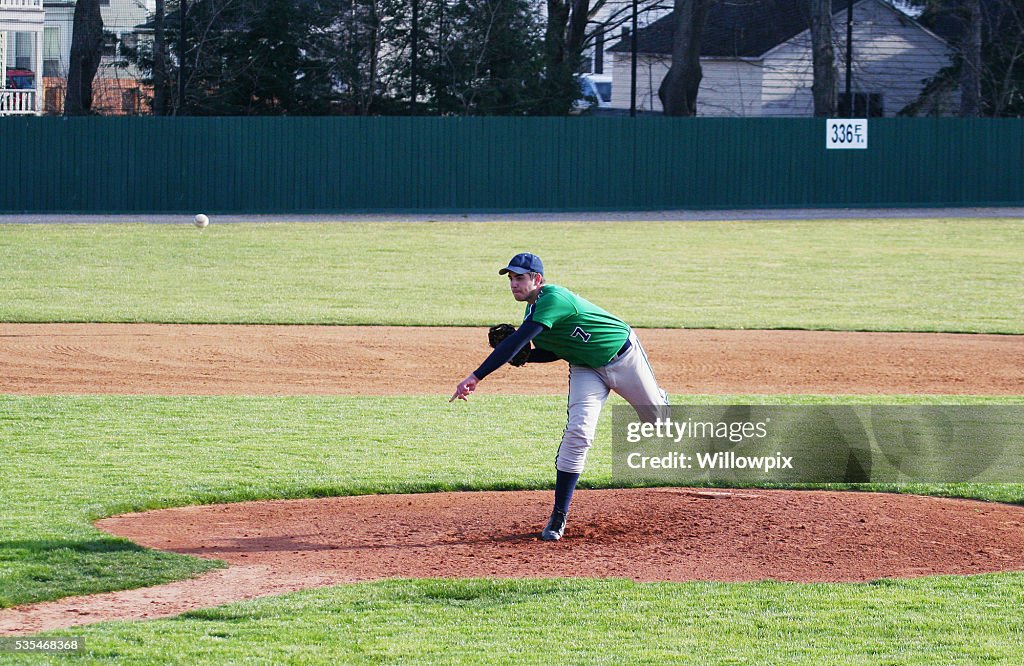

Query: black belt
609;338;632;363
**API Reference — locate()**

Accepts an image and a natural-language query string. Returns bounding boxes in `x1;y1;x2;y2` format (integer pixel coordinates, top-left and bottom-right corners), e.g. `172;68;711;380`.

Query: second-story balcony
0;0;44;29
0;0;44;25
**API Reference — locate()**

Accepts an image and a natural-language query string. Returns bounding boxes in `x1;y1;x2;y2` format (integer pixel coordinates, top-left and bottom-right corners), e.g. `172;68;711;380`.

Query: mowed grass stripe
0;219;1021;332
22;576;1024;665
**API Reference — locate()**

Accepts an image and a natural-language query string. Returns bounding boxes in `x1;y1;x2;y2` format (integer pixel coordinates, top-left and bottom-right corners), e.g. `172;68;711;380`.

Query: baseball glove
488;323;531;367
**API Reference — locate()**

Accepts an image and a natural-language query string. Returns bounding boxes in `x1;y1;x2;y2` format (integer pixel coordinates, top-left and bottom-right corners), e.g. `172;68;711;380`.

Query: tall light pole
845;0;853;116
630;0;638;116
177;0;188;114
154;0;168;114
410;0;420;113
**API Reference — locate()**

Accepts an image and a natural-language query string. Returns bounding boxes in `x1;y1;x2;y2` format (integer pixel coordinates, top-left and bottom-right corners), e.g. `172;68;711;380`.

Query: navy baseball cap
499;253;544;276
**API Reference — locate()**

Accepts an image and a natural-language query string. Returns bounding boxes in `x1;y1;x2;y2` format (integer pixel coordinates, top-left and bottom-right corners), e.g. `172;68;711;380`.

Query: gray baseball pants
555;330;670;474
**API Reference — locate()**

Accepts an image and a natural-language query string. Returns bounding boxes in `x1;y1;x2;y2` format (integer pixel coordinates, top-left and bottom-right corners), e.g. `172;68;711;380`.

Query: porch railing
0;0;44;8
0;89;37;114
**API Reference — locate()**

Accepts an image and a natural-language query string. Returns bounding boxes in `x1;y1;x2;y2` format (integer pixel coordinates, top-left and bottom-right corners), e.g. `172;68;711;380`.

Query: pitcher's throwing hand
450;374;479;402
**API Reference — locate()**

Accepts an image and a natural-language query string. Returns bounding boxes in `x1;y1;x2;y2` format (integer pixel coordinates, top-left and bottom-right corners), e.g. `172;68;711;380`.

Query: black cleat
540;509;568;541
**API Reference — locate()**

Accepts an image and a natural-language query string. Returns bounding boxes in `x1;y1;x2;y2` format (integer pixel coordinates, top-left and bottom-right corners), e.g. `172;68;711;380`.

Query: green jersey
524;284;630;368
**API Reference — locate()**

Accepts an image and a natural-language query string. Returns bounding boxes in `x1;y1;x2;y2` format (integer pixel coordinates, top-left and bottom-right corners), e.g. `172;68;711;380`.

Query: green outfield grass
0;219;1022;332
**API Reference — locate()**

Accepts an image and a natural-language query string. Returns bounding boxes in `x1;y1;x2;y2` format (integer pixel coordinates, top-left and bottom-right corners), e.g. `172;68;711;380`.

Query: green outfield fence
1;116;1022;213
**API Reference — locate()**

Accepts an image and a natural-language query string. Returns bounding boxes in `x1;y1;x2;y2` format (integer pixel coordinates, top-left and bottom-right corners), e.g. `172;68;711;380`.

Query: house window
121;33;138;53
44;27;61;77
102;33;118;58
122;88;140;114
15;32;34;70
838;92;884;118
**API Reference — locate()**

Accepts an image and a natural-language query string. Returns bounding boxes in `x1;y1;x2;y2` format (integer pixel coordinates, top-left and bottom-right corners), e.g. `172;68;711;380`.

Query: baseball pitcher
452;252;669;541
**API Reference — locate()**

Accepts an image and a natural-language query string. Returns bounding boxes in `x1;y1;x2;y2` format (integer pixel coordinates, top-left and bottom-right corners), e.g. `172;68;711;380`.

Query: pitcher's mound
7;488;1024;635
99;488;1024;584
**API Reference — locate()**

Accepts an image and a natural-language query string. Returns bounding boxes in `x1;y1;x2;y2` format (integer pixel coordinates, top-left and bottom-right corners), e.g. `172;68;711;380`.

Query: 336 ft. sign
826;119;868;149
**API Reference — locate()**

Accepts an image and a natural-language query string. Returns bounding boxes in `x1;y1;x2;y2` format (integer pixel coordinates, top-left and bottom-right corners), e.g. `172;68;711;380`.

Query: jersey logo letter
571;326;592;342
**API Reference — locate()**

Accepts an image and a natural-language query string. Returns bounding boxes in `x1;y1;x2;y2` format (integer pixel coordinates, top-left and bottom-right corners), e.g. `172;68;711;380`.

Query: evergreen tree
423;0;546;114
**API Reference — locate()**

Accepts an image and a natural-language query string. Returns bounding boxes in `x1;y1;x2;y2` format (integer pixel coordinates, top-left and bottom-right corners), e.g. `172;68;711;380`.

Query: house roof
609;0;856;58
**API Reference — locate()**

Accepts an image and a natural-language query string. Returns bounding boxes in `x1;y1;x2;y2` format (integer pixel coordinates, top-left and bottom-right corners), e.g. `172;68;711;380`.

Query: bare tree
544;0;591;73
658;0;713;116
538;0;668;112
318;0;409;115
65;0;104;115
810;0;837;116
538;0;592;111
426;0;544;114
152;0;170;115
959;0;982;116
988;0;1024;116
910;0;1024;116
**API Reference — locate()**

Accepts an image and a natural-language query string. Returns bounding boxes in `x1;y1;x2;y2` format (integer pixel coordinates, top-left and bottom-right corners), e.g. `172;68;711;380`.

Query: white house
42;1;152;76
3;0;152;115
608;0;957;116
42;0;153;113
1;0;45;115
584;0;672;75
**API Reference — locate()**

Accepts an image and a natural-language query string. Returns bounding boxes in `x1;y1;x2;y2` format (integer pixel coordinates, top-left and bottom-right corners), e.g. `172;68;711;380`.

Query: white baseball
194;214;210;229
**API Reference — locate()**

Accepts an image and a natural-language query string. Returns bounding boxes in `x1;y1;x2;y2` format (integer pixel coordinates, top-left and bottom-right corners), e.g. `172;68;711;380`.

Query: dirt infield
1;324;1023;635
2;323;1023;395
